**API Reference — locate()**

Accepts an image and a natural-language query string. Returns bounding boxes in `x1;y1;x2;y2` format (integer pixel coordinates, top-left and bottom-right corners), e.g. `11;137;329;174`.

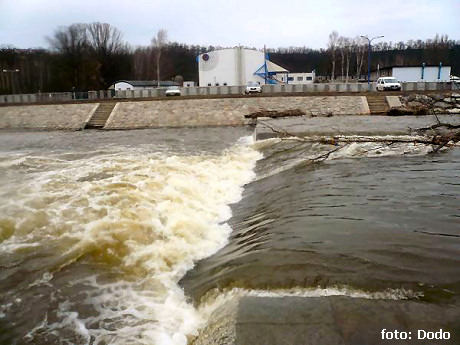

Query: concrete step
85;102;117;129
366;95;389;115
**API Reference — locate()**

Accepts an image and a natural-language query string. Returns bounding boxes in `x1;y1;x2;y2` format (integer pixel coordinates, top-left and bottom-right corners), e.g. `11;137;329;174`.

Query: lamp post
360;35;384;85
2;69;20;94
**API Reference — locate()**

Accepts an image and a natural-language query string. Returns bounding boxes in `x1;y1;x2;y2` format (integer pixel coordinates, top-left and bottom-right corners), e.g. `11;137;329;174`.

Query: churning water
0;128;459;344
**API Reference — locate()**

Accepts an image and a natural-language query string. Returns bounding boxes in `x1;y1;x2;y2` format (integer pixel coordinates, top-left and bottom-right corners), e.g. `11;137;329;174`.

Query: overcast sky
0;0;458;50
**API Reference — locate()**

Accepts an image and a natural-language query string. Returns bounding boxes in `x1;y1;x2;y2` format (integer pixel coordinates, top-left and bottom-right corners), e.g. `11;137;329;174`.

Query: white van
376;77;402;91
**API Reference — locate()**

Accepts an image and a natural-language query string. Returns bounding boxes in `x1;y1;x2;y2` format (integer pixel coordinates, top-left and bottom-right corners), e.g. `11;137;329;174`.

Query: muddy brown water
0;128;459;344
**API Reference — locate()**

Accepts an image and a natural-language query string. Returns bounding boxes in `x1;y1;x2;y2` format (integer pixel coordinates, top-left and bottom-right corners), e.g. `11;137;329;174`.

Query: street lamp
2;69;20;94
360;35;384;85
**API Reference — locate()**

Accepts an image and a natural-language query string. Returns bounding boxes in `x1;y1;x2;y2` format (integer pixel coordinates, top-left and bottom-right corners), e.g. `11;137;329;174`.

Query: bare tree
328;31;339;81
151;29;168;87
333;35;353;83
87;22;128;87
343;37;351;83
87;22;124;56
47;23;89;58
352;36;366;80
338;36;345;81
133;47;147;80
47;23;91;89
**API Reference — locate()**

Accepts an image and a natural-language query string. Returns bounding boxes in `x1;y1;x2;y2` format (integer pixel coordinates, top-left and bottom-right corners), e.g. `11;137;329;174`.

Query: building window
306;77;312;80
207;83;211;86
223;82;227;86
297;77;303;81
215;82;219;86
287;77;294;81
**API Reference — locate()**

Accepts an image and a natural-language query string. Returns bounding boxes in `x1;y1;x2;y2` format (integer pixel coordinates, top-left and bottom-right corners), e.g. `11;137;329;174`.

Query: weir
254;114;460;140
1;97;459;344
193;296;459;345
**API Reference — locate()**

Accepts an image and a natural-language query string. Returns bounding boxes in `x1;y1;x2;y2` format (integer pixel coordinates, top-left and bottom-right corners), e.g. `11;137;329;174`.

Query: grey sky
0;0;459;50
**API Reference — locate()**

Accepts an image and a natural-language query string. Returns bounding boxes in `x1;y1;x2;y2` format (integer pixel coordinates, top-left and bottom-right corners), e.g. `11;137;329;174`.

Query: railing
0;82;454;105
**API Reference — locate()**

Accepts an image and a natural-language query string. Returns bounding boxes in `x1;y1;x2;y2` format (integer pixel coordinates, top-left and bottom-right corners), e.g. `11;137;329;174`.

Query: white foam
196;286;424;325
329;140;434;159
1;138;262;344
253;137;439;180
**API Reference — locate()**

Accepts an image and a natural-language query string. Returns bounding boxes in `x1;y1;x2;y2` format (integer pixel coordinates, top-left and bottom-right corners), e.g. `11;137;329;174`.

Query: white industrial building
371;65;451;82
198;47;294;86
278;72;316;85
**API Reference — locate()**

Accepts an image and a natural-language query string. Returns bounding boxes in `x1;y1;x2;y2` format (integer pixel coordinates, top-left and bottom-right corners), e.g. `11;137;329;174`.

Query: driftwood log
261;119;460;161
245;109;306;119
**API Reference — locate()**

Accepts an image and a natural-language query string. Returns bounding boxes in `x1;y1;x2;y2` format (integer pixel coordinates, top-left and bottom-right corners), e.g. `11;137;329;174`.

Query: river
0;128;459;344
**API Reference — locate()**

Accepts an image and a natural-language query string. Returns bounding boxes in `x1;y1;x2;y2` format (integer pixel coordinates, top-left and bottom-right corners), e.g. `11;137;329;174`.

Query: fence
0;82;454;105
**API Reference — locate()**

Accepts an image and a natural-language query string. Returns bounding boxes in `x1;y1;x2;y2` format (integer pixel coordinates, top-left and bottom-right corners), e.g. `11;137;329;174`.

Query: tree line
270;32;459;82
1;24;459;94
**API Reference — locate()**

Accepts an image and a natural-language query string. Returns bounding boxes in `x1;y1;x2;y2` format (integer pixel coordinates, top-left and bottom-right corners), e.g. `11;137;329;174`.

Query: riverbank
1;92;459;131
0;95;369;130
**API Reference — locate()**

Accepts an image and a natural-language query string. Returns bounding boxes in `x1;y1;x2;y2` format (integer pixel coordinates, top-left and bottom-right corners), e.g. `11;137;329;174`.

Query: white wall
198;48;265;86
393;66;451;82
284;72;315;85
242;49;265;85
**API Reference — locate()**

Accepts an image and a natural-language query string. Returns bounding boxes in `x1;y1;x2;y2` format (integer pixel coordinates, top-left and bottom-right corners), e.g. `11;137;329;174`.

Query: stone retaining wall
0;96;369;130
104;96;369;129
0;103;98;130
399;93;460;114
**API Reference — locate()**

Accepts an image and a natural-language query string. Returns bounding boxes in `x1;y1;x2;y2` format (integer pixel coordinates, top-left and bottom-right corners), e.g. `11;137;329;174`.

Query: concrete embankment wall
0;103;98;130
0;82;453;105
104;96;369;129
0;96;369;130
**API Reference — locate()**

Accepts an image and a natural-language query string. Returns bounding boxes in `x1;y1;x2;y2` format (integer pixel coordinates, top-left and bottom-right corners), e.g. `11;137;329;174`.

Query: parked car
376;77;402;91
165;86;181;96
244;82;262;94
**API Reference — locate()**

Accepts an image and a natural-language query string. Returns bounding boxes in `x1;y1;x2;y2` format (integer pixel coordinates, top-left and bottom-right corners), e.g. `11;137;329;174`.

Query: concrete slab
195;296;460;345
255;115;460;140
386;95;402;108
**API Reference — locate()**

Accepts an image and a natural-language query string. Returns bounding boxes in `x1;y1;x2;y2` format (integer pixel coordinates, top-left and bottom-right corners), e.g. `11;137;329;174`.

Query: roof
372;65;451;72
254;60;289;76
266;60;289;73
111;80;179;87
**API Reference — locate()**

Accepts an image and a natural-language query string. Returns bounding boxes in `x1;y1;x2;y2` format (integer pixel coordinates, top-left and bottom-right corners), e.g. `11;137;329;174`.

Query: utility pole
264;44;267;85
2;69;20;94
360;35;384;85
